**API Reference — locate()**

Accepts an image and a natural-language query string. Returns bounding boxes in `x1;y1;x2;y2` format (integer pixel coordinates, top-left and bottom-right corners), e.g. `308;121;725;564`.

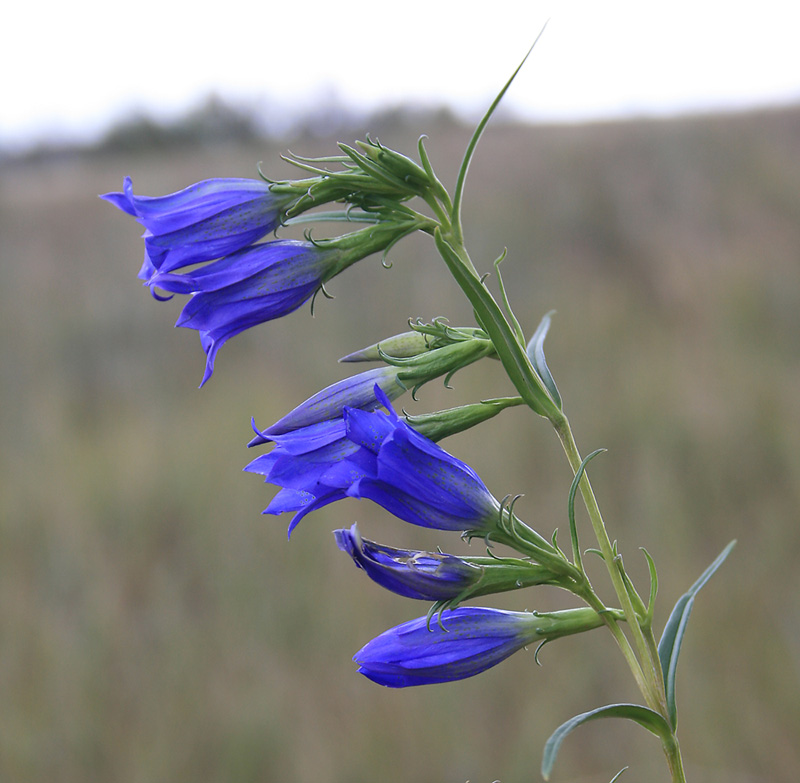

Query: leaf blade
657;540;737;727
542;703;672;780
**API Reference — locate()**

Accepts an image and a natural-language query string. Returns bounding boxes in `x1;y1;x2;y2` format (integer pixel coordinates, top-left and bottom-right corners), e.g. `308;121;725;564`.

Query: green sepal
541;703;673;780
339;320;490;363
657;540;736;728
430;556;567;614
526;311;562;411
434;229;561;421
354;138;432;196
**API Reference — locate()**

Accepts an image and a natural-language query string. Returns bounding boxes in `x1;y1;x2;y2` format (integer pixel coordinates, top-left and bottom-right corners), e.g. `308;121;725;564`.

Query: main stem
553;414;686;783
434;210;686;781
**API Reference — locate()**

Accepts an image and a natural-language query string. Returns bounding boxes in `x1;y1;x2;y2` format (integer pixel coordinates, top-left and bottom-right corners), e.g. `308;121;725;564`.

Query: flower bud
335;523;563;601
354;606;614;687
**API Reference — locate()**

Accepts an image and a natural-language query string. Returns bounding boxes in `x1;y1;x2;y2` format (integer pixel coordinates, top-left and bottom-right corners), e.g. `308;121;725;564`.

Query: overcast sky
4;1;800;150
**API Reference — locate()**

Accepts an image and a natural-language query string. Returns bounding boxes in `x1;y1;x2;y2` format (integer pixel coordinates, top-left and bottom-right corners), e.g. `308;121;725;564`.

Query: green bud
406;396;524;441
339;331;432;363
395;338;495;390
353;138;432;196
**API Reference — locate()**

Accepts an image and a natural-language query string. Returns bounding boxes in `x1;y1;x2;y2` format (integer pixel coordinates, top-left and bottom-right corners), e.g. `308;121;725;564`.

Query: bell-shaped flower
342;389;501;532
354;606;611;687
334;524;562;601
157;239;344;386
101;176;295;280
244;418;358;537
246;384;503;536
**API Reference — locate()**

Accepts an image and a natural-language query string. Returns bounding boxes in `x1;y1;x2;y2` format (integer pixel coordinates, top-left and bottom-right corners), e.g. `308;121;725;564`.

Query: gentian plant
105;42;735;782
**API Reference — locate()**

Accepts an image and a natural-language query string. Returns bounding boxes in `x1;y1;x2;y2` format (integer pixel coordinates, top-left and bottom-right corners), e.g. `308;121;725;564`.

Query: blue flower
334;523;562;600
354;606;610;687
334;524;483;601
250;366;406;440
244;418;356;537
155;239;342;385
343;388;501;532
101;176;294;280
244;372;406;536
353;607;541;687
246;384;502;535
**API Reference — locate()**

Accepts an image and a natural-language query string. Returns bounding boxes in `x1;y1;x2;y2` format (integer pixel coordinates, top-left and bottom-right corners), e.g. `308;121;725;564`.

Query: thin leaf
526;310;562;410
434;230;560;420
657;540;736;728
641;547;658;628
542;703;672;780
451;25;548;242
567;448;606;571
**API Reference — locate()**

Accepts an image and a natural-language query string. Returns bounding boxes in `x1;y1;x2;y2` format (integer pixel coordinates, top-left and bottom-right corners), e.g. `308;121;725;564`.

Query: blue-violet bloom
354;607;541;687
101;176;294;280
342;387;501;532
246;384;502;535
334;524;483;601
354;606;610;687
251;366;406;441
245;417;355;537
163;239;342;386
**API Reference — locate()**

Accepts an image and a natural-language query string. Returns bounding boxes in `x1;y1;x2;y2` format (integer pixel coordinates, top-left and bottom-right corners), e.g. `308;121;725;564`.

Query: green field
2;105;799;782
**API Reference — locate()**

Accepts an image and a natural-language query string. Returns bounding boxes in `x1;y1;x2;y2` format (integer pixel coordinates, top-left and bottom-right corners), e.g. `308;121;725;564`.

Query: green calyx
405;397;524;442
533;606;626;643
392;338;495;394
339;319;490;364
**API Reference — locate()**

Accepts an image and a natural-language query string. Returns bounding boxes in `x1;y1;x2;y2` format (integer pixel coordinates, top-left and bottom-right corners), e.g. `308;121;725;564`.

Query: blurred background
3;3;800;782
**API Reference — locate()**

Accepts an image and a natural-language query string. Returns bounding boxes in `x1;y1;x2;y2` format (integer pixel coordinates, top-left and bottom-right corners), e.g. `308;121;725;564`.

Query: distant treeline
2;95;465;164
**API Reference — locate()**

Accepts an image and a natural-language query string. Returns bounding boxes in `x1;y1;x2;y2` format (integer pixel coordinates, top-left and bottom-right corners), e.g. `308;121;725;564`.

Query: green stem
554;415;687;782
553;415;665;712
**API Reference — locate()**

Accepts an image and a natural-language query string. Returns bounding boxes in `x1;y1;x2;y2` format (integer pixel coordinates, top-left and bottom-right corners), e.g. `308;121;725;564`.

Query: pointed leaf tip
526;311;562;410
657;540;736;727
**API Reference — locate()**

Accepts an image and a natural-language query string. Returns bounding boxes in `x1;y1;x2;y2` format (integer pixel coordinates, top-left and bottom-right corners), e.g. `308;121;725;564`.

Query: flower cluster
102;143;436;385
247;379;594;686
106;137;607;692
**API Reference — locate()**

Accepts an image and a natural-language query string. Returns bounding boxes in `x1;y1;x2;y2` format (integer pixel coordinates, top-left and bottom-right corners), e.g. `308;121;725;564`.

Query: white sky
4;1;800;150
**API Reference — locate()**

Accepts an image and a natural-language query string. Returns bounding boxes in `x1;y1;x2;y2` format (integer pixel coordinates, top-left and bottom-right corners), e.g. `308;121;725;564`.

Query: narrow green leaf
542;703;672;780
567;448;606;571
657;540;737;728
451;25;548;241
526;311;562;410
641;547;659;627
434;230;560;420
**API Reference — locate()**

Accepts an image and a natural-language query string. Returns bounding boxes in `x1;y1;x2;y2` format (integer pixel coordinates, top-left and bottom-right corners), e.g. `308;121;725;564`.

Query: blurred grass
1;105;799;782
